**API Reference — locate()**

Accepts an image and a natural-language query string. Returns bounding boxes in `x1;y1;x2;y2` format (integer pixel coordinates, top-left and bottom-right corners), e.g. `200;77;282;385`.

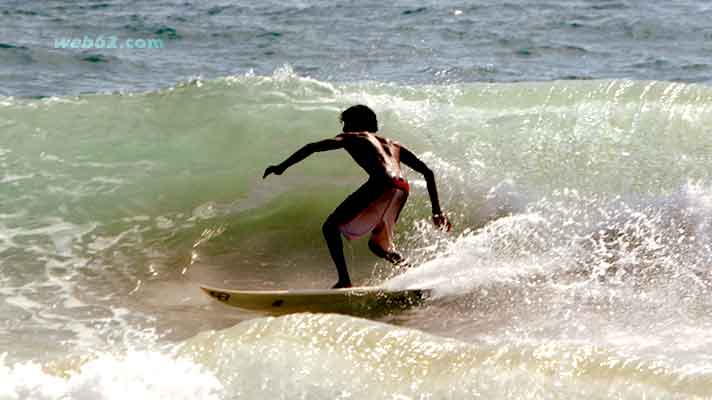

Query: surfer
263;105;451;288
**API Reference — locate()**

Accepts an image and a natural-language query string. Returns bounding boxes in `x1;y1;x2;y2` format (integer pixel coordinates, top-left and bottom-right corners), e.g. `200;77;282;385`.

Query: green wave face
3;76;711;229
2;75;712;285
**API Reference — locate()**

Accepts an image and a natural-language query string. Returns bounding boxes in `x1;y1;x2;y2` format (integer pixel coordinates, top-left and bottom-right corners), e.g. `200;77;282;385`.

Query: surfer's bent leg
323;180;383;289
368;184;409;266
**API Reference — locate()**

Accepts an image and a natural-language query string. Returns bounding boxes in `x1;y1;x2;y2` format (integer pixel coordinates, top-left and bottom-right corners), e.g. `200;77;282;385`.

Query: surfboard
200;284;430;316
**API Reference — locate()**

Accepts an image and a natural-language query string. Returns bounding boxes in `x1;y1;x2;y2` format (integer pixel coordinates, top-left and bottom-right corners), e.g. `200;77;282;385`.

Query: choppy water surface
2;0;712;96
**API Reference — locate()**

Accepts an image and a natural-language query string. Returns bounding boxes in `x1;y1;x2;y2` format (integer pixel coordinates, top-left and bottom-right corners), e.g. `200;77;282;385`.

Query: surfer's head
340;105;378;133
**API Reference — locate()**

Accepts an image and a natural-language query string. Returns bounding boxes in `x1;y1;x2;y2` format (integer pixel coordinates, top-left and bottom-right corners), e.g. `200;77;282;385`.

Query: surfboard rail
200;284;431;316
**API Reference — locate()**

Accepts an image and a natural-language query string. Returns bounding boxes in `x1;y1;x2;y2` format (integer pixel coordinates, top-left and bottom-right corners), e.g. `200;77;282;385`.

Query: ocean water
2;1;712;399
3;0;712;97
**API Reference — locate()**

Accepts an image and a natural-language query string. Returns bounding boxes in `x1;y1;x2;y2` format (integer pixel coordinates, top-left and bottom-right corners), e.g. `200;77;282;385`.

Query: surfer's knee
322;218;339;237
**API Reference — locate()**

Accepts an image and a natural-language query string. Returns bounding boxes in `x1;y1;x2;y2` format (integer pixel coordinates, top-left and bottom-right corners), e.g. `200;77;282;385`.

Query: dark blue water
2;0;712;97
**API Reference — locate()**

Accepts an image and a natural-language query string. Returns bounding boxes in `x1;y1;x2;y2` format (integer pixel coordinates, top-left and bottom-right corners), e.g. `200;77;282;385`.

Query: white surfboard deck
200;284;430;316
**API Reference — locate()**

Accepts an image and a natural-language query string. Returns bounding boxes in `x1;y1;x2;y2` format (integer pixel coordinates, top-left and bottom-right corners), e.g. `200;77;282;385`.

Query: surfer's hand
432;213;452;232
263;164;284;179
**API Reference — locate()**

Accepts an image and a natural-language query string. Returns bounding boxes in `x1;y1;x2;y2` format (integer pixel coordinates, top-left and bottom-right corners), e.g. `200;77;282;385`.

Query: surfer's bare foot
332;281;352;289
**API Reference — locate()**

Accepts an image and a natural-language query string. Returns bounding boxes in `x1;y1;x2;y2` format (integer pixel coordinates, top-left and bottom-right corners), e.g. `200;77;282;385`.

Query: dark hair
340;105;378;132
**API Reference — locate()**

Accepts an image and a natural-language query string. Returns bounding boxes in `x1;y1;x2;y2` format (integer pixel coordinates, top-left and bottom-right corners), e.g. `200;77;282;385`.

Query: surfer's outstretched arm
263;136;344;178
400;146;452;231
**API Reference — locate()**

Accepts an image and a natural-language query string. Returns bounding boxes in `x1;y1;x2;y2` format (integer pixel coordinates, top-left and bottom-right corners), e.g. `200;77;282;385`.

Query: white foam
0;352;223;400
385;211;551;294
173;314;710;399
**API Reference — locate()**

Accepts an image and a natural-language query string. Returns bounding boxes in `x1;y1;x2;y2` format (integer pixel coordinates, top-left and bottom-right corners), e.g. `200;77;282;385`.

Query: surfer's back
338;131;404;180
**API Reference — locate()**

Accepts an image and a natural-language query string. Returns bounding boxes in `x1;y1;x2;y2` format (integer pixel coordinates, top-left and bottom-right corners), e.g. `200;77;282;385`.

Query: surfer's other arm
399;146;452;231
263;136;344;178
